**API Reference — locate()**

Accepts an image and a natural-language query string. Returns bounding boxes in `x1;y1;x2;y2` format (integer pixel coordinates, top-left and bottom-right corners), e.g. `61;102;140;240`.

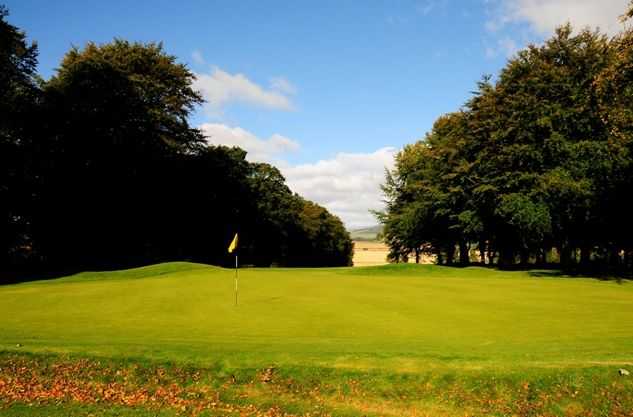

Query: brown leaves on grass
0;356;321;416
259;367;276;384
3;354;633;417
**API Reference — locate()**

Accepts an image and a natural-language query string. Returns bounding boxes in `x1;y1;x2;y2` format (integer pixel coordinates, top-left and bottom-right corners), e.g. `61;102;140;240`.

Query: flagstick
234;254;238;306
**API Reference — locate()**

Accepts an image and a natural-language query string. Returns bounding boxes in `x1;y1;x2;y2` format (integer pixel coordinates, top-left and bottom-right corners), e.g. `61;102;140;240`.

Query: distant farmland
353;240;434;266
352;240;390;266
350;225;392;266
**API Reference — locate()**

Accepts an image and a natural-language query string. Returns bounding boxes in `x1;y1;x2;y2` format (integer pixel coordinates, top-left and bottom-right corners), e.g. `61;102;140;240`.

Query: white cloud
282;148;397;228
270;77;297;95
200;123;299;164
485;46;497;59
193;67;295;116
191;50;205;65
200;122;397;228
417;0;436;15
416;0;449;16
488;0;628;36
485;36;519;58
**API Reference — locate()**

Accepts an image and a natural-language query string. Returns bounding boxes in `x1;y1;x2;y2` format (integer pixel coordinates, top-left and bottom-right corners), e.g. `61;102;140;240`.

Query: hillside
349;225;383;241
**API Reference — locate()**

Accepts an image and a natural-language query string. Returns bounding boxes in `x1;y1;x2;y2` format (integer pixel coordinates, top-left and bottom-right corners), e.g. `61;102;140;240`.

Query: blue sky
6;0;629;227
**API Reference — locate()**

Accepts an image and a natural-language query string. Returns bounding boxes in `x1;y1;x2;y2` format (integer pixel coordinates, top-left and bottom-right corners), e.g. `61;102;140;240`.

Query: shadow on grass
521;267;628;283
1;260;157;286
527;270;565;278
0;267;82;286
434;263;631;282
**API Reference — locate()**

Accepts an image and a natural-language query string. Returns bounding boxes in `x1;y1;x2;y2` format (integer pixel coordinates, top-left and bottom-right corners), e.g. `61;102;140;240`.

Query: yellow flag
227;233;238;253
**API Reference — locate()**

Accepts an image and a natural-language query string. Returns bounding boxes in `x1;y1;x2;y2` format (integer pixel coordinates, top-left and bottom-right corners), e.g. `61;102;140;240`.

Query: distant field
2;263;633;416
353;241;434;266
352;240;390;266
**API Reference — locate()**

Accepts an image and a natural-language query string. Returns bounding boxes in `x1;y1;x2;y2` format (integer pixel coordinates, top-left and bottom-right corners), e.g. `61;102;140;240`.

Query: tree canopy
0;5;39;269
0;8;352;275
379;23;633;274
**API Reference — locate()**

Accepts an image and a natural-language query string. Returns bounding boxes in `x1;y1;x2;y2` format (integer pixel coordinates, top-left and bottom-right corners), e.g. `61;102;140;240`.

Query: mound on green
1;262;633;416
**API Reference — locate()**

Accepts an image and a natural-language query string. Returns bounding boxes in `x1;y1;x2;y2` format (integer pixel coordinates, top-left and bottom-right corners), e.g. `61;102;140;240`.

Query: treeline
0;7;352;275
379;17;633;274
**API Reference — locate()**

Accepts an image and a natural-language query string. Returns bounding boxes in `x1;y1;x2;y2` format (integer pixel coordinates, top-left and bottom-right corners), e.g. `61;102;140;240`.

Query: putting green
1;262;633;370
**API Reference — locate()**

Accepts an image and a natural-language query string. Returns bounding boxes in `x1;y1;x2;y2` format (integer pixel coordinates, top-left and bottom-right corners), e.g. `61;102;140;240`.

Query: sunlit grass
2;263;633;416
1;262;632;369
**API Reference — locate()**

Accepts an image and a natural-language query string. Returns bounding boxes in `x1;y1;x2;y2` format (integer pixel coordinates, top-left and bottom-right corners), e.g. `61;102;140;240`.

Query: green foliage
0;5;39;268
495;194;551;258
245;163;352;266
45;39;205;152
623;0;633;21
293;199;353;266
0;8;352;272
379;19;633;273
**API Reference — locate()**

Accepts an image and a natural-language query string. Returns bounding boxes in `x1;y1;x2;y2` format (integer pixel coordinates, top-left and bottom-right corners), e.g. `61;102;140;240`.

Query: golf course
7;0;633;415
2;262;633;416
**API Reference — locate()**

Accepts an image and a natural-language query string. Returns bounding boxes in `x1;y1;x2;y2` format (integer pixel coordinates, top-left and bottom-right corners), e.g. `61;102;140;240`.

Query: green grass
2;262;632;369
2;262;633;416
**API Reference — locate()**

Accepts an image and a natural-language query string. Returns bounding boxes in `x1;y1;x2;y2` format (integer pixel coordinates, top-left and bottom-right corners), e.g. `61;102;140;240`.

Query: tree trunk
540;247;548;266
415;247;420;264
580;246;591;270
487;247;496;266
560;244;572;269
609;247;621;271
498;247;515;268
459;241;470;265
436;250;444;265
445;245;455;265
624;249;633;275
479;240;486;264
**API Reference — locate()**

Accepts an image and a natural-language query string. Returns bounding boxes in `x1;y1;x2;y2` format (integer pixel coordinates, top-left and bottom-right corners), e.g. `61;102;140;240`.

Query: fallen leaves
260;367;276;384
0;355;321;416
2;353;633;417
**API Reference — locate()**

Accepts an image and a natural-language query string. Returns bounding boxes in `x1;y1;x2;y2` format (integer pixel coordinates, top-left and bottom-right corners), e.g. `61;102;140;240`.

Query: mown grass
1;262;633;415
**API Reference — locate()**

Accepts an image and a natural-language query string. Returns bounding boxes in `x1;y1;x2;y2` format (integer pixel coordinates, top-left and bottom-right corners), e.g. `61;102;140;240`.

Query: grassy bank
2;352;632;416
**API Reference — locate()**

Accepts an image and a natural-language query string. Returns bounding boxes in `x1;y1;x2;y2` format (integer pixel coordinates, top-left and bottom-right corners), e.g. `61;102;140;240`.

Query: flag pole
234;254;238;306
228;232;239;306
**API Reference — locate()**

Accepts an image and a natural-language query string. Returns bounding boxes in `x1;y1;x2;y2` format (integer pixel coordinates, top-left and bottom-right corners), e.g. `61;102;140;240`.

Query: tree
622;1;633;21
379;21;633;274
291;199;353;267
0;5;39;270
594;26;633;270
0;13;360;273
33;40;204;268
245;162;301;266
379;113;477;265
486;26;613;267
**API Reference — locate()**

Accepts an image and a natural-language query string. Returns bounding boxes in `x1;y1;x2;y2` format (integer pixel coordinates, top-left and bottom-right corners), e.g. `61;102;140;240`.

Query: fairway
2;262;633;369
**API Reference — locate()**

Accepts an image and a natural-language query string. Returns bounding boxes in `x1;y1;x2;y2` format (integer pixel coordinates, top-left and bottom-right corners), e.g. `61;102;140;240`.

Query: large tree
0;9;352;273
0;5;39;269
31;40;204;268
379;22;633;273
